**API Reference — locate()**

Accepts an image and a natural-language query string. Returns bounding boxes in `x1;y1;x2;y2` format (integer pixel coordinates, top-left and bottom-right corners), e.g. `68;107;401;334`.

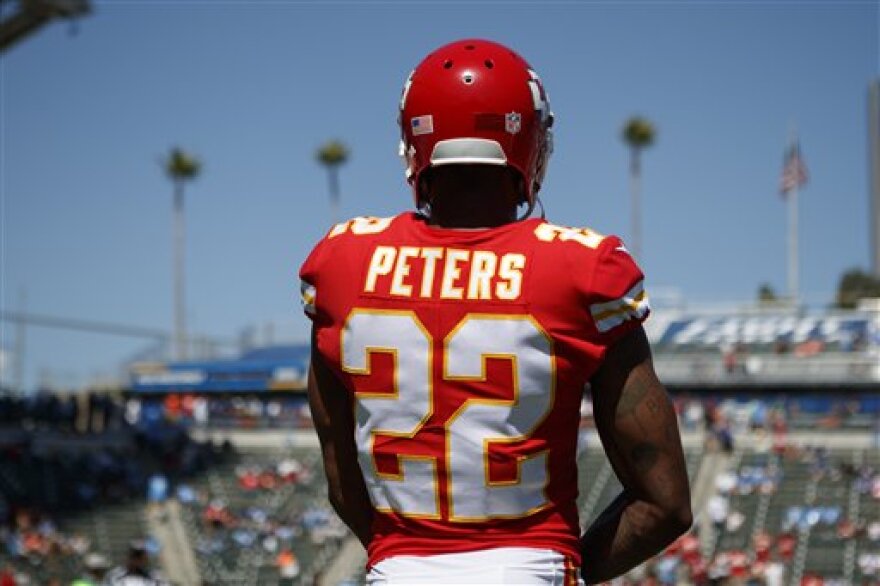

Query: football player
300;39;692;585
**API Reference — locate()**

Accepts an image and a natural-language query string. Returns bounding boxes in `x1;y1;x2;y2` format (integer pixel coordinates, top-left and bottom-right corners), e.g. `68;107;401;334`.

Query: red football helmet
399;39;554;208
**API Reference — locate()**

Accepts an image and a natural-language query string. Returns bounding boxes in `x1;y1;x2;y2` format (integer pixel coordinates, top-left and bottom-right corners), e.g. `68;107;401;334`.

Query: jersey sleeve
581;235;650;347
298;234;332;324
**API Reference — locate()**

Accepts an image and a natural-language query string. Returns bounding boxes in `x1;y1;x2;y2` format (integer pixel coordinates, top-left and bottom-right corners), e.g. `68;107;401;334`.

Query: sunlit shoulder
533;221;606;250
327;215;396;239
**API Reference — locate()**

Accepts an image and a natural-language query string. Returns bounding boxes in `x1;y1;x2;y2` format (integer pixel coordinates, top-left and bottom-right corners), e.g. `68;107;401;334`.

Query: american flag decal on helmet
411;115;434;136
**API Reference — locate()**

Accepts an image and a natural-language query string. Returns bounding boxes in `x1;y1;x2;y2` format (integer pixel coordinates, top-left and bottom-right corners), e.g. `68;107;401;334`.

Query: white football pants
366;547;584;585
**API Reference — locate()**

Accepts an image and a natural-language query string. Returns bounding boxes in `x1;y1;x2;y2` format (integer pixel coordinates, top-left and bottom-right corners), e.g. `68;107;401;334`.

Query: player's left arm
579;326;692;583
308;327;374;548
570;234;691;582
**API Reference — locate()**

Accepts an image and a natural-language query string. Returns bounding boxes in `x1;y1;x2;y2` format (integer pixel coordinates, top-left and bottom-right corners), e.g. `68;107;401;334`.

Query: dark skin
580;326;692;583
308;328;374;548
421;165;522;228
307;165;692;577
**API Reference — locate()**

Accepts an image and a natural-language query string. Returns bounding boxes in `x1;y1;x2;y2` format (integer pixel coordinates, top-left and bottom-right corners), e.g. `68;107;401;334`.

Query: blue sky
1;1;877;389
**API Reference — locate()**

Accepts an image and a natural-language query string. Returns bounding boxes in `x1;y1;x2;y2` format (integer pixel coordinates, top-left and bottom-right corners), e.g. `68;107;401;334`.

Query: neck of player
423;165;523;229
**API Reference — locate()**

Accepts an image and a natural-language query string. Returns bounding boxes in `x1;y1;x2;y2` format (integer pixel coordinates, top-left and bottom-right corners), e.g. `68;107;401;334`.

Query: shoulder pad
327;216;395;239
533;221;605;249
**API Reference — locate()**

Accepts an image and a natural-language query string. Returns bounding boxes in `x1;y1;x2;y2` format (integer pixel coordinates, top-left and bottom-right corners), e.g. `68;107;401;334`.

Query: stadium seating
3;419;876;585
706;445;879;584
177;446;347;586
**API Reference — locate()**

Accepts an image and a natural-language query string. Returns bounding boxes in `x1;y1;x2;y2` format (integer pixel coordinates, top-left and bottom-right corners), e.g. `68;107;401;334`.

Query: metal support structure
0;310;170;341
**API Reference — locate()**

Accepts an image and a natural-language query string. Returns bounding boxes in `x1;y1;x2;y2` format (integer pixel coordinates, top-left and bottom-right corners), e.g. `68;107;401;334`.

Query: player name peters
364;245;525;301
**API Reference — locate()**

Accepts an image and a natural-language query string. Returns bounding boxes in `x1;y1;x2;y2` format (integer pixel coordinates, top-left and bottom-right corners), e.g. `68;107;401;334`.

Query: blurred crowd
622;529;795;585
0;390;314;435
0;390;232;585
582;393;880;453
176;454;346;585
694;444;880;586
147;394;311;430
0;392;125;434
2;387;877;585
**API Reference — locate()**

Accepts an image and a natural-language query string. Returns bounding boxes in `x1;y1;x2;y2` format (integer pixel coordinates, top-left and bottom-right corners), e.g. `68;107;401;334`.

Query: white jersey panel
342;310;439;518
445;316;554;521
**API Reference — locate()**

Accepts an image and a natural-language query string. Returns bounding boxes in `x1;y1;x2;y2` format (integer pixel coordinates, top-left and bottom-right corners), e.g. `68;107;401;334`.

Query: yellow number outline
534;222;604;249
443;313;555;522
342;309;557;522
329;216;393;238
340;308;441;519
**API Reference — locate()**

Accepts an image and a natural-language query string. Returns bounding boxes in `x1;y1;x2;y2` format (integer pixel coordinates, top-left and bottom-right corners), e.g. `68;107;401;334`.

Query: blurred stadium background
1;296;878;585
1;1;879;585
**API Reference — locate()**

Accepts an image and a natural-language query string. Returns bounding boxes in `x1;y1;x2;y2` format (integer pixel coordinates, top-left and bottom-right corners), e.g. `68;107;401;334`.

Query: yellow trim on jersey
589;280;650;333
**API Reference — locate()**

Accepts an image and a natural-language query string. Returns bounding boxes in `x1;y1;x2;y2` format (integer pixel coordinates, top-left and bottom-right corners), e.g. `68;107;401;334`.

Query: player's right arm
308;326;375;548
579;326;692;583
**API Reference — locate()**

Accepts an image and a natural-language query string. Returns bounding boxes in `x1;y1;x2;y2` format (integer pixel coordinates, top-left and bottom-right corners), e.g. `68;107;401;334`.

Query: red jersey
299;212;649;567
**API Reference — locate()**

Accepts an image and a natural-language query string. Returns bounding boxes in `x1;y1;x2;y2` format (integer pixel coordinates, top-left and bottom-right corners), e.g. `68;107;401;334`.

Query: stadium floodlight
0;0;91;52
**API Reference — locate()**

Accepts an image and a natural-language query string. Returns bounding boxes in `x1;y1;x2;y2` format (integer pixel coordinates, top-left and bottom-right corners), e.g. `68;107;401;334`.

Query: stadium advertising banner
129;344;310;393
652;314;874;350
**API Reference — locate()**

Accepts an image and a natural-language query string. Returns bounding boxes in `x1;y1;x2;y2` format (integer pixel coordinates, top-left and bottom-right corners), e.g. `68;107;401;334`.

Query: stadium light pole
163;147;201;361
316;140;349;225
622;117;656;262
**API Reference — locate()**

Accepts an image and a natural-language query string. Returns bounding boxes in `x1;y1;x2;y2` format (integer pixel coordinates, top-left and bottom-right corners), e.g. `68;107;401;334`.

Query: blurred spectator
276;548;300;585
104;540;169;586
868;520;880;541
859;552;880;576
0;564;15;586
764;557;785;586
682;399;704;431
175;484;196;505
71;552;110;586
124;399;141;427
722;344;738;375
707;493;728;532
147;475;168;510
777;533;796;561
203;500;232;530
794;337;825;357
192;396;208;427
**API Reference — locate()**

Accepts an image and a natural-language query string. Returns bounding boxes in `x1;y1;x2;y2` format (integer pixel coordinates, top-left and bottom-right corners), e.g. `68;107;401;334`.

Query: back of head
398;39;554;216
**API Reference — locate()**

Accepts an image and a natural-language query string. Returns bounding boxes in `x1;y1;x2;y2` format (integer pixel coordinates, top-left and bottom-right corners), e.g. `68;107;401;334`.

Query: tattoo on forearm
615;372;652;416
630;442;659;472
653;469;678;500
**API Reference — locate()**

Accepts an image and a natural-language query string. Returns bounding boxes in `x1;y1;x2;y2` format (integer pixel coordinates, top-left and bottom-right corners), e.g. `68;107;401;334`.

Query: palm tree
622;117;656;261
316;140;349;224
164;147;201;360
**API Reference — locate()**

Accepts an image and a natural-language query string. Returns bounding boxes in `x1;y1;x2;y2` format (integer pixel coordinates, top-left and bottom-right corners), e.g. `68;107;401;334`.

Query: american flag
779;141;808;196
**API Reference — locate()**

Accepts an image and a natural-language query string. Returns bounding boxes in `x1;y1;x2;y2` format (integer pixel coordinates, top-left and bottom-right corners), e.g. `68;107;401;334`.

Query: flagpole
785;123;800;308
788;181;799;306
